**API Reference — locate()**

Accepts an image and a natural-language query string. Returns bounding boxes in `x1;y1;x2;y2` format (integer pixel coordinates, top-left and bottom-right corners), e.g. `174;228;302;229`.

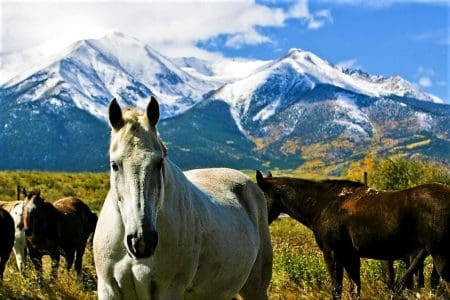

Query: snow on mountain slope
212;48;444;143
2;32;217;119
214;48;442;114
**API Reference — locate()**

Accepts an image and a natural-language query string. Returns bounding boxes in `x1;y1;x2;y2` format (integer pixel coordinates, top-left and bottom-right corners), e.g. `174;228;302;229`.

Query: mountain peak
287;48;304;55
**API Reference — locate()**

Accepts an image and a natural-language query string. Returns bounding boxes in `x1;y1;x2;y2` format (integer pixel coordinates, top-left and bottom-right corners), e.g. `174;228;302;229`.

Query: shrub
370;157;450;190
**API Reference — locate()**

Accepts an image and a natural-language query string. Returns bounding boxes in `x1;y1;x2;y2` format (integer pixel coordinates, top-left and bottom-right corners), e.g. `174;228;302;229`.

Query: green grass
0;171;447;299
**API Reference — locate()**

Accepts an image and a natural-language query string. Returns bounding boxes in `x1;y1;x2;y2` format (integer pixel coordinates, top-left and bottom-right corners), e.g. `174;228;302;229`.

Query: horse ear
36;188;40;197
146;96;160;127
109;98;124;130
256;170;264;184
267;171;273;177
22;188;28;198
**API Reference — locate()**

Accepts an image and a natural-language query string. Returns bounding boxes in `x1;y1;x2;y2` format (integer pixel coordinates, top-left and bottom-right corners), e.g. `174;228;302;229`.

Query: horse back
331;183;450;257
0;201;22;212
184;168;267;227
54;197;97;240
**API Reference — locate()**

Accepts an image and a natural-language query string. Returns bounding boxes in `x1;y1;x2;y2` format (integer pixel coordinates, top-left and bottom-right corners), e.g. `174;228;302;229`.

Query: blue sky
2;0;449;102
200;1;450;103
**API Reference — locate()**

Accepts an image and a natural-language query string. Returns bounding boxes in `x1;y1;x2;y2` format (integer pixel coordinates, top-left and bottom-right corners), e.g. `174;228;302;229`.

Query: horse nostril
126;232;158;259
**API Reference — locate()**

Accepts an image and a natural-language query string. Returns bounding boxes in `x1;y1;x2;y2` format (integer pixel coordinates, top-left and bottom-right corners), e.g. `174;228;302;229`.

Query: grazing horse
0;201;26;272
0;207;14;281
22;190;98;279
93;97;272;300
256;171;450;299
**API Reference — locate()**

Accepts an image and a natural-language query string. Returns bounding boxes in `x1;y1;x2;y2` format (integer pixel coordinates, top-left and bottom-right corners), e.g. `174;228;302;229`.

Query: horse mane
266;176;365;194
319;179;366;193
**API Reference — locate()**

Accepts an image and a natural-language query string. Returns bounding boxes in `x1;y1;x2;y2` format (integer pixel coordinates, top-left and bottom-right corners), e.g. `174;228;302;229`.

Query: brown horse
22;189;97;279
256;171;450;299
0;207;14;281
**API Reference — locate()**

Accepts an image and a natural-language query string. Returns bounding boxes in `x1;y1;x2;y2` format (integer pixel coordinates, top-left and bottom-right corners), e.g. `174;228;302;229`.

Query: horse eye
111;162;119;171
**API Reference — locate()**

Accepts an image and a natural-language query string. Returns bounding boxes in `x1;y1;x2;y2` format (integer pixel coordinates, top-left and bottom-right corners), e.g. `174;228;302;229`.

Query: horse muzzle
126;231;158;259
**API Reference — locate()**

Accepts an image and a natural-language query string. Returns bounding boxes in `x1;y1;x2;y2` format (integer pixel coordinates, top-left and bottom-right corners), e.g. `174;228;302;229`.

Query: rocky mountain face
1;33;448;173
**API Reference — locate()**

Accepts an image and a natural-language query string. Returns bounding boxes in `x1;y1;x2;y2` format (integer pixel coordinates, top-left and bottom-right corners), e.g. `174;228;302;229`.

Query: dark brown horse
256;171;450;299
0;207;14;281
22;189;97;279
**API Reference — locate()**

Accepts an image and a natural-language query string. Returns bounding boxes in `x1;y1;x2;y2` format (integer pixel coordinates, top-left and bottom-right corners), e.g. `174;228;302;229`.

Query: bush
369;157;450;190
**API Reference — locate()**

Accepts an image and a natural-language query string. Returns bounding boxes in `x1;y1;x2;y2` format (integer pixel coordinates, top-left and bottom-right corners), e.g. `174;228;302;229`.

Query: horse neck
158;159;196;231
275;179;340;229
40;202;62;237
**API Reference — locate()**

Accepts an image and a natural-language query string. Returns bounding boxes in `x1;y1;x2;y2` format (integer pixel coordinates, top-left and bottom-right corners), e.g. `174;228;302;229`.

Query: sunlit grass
0;172;447;299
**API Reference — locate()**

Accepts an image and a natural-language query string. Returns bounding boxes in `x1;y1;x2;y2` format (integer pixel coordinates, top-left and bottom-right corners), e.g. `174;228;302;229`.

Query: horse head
108;97;166;259
22;188;44;236
256;170;276;198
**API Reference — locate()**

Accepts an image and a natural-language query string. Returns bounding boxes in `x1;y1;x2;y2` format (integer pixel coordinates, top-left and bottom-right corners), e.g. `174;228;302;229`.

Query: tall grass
0;171;447;299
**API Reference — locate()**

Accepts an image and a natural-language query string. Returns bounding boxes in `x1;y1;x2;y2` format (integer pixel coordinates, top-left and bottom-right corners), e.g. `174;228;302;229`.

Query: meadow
0;170;447;300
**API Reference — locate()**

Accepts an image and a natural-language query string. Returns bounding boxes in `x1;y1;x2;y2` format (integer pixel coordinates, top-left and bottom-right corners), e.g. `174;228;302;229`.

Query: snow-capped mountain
211;48;445;145
0;33;448;173
2;32;218;119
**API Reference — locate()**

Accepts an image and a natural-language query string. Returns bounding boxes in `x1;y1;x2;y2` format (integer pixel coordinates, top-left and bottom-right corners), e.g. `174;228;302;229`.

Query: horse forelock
110;108;167;159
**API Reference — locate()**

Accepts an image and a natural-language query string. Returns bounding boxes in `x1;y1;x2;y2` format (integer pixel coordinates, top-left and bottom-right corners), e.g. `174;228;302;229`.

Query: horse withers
93;97;272;300
0;207;14;281
256;171;450;299
22;189;97;279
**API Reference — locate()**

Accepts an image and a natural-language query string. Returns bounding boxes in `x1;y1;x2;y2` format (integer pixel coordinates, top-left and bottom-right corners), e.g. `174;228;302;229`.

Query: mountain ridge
1;33;448;173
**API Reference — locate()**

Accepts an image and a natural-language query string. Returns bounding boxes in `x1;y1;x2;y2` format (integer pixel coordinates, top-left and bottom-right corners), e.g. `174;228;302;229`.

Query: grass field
0;171;446;299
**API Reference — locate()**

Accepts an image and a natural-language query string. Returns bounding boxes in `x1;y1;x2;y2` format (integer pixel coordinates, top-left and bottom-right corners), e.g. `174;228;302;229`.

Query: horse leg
403;256;414;289
396;249;427;291
430;263;440;289
74;244;87;278
0;254;9;281
238;235;272;300
13;237;25;273
431;254;450;296
343;254;361;299
50;252;60;279
323;249;344;300
97;276;124;300
382;260;395;288
29;252;43;283
237;184;272;300
414;255;425;288
65;250;75;271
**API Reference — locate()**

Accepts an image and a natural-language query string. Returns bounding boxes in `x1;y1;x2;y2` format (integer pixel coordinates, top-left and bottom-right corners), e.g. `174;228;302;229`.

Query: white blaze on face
109;118;164;258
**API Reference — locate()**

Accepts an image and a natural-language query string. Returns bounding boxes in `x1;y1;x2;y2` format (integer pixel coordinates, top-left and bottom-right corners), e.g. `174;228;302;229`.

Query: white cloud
411;28;450;45
336;58;362;70
225;30;272;49
1;0;333;58
415;67;436;88
288;1;333;30
418;76;433;87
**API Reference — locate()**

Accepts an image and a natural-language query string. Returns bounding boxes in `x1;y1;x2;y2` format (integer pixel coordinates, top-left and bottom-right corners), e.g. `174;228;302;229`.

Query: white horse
93;97;273;300
0;201;26;272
